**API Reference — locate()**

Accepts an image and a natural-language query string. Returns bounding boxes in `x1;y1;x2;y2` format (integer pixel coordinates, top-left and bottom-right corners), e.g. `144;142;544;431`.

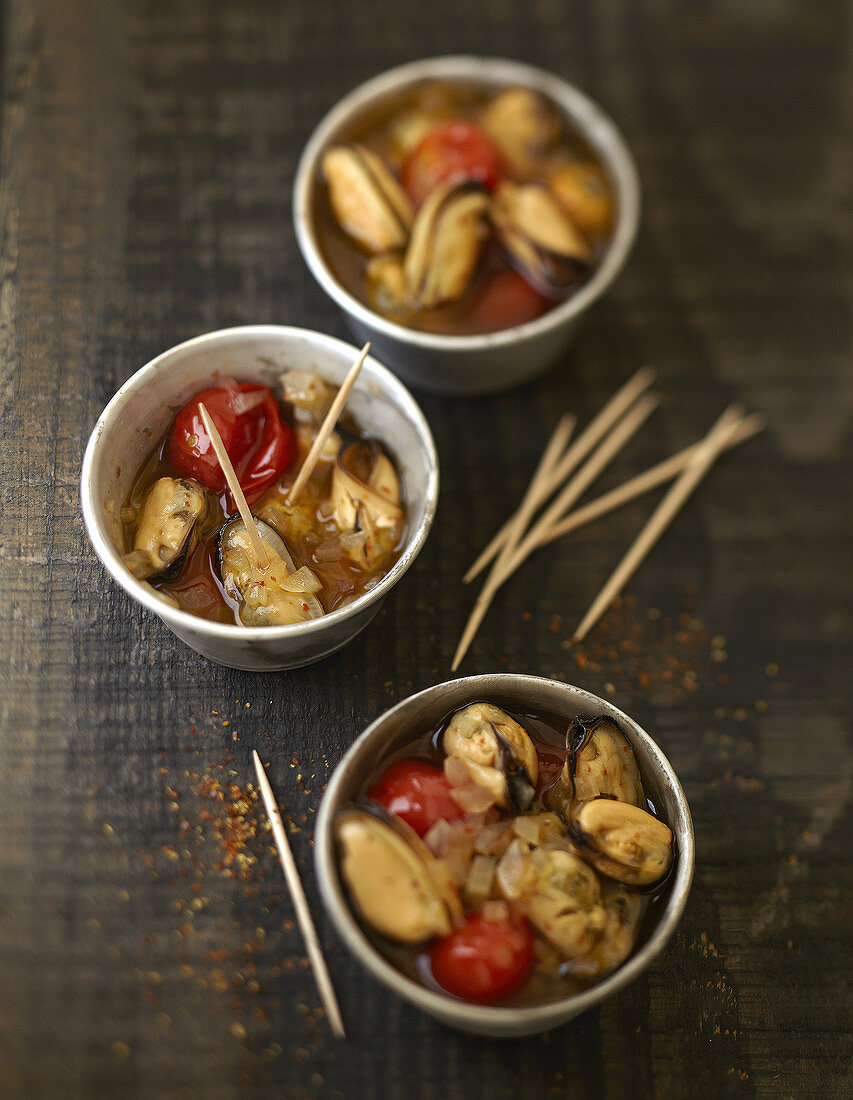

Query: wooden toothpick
287;343;370;505
252;751;346;1040
571;404;747;643
463;366;656;584
198;403;269;567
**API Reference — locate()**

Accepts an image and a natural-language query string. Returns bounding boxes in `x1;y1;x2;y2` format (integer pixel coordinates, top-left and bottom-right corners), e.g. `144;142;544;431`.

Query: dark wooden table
1;1;850;1097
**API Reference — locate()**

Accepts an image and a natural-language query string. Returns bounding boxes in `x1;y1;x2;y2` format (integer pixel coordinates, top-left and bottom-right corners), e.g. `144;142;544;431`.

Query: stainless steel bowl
81;326;438;671
294;56;640;395
315;674;693;1037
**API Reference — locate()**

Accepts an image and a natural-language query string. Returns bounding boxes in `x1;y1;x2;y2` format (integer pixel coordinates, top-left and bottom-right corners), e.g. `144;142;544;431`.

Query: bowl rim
80;324;439;641
293;54;641;352
315;673;695;1031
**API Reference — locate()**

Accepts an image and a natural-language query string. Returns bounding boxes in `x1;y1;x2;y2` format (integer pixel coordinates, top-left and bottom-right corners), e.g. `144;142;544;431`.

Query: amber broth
313;80;615;336
122;408;407;623
347;701;676;1007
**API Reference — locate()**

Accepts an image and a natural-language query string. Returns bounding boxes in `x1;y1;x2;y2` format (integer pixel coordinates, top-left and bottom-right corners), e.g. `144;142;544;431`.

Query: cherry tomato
368;759;465;837
402;120;502;205
463;269;552;334
168;383;296;502
430;914;534;1003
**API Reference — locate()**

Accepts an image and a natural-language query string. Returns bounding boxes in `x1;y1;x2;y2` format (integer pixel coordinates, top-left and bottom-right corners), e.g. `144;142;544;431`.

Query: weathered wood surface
0;1;850;1097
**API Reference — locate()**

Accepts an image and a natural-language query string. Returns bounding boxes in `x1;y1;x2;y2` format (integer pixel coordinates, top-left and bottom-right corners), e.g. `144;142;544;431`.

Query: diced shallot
464;855;496;902
495;838;533;900
450;783;496;815
481;900;511;924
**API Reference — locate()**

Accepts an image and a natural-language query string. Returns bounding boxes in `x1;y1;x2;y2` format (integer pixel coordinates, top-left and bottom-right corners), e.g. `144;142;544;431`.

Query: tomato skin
430;914;534;1003
168;383;296;502
402;120;502;205
233;387;297;502
464;269;551;334
368;759;465;837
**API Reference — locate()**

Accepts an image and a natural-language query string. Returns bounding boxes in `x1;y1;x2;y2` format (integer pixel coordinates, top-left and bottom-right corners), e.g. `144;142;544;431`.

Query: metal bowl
315;674;693;1037
294;56;640;395
81;326;438;671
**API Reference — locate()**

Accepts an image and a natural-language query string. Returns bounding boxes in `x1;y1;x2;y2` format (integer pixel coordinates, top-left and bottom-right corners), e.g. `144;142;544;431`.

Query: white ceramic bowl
294;56;640;395
81;326;438;671
315;674;694;1038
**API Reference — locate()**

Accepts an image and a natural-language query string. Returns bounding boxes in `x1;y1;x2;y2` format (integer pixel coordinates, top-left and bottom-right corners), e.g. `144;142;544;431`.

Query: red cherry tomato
402;120;502;205
168;383;296;502
368;759;465;837
464;269;552;334
431;914;534;1003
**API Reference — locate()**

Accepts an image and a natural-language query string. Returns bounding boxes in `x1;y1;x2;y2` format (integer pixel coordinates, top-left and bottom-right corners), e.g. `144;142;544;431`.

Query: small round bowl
294;56;640;395
315;674;694;1038
81;326;438;671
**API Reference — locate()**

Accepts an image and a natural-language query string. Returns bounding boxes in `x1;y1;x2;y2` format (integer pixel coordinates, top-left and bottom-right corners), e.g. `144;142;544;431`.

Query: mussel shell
404;181;490;309
491;180;592;297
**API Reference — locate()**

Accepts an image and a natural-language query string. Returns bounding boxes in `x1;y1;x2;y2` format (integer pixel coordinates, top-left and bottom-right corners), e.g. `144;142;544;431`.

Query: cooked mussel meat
549;162;614;239
336;808;461;944
573;881;643;976
404;181;490;309
123;476;208;582
216;516;324;626
480;86;563;178
491;180;592;295
365;253;410;318
517;848;607;959
322;144;414;253
548;714;644;822
575;799;673;887
443;702;539;812
331;441;402;569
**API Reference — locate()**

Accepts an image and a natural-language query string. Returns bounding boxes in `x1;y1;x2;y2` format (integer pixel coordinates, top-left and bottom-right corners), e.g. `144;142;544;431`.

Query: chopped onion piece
464;855;496;901
232;390;267;416
512;814;545;845
481;900;511;924
450;783;495;815
278;566;322;593
495;838;533;900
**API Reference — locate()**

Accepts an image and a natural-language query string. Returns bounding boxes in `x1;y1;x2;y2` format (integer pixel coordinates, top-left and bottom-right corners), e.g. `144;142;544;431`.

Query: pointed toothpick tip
287;342;370;506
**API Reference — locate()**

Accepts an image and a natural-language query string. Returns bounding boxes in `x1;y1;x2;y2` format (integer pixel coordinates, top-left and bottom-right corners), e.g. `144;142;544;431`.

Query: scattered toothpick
287;342;370;505
571;404;747;643
464;366;656;584
533;413;764;553
198;403;269;567
252;751;346;1041
451;391;658;671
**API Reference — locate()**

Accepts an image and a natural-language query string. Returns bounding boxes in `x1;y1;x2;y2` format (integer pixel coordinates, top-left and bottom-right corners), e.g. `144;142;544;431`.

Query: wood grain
0;0;850;1097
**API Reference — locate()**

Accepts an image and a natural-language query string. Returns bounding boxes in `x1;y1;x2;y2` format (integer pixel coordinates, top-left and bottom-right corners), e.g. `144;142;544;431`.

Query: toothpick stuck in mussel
287;342;371;506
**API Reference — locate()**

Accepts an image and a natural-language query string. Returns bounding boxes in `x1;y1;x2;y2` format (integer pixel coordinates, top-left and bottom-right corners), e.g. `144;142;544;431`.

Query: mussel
403;181;490;309
336;807;461;944
549;162;614;239
122;477;208;582
517;848;607;959
574;799;673;887
216;516;324;626
443;703;539;812
322;144;414;253
479;86;563;178
491;180;592;296
548;714;644;822
365;253;410;318
331;441;403;569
